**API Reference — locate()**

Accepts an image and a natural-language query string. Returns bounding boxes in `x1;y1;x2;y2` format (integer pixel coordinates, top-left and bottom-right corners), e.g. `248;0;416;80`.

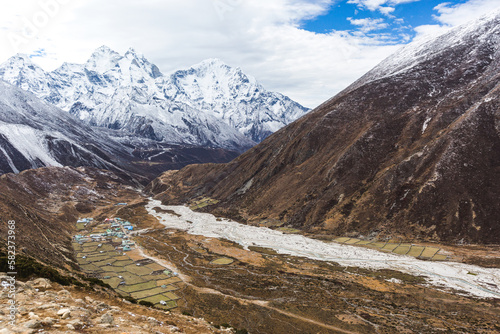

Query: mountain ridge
147;12;500;244
0;48;309;150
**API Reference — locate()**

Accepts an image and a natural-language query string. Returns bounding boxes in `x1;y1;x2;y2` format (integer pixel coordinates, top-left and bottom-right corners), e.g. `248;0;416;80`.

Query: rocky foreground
0;275;233;334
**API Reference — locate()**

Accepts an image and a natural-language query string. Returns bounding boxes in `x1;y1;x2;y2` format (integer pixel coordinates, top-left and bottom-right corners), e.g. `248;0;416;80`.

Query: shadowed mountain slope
148;12;500;244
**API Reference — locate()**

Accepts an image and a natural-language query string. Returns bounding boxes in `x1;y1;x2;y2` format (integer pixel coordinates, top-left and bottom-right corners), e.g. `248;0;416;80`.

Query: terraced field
72;217;183;310
189;197;219;211
333;237;447;261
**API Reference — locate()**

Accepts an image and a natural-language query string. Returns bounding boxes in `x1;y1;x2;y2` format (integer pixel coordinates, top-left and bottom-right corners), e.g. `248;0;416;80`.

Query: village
72;214;182;310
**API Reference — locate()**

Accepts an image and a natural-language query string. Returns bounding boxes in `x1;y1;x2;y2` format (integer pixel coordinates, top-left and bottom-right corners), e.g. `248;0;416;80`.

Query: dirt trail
134;238;357;334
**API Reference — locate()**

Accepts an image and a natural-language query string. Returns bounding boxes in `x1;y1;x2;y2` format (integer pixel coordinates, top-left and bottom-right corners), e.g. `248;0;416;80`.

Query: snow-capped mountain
0;47;308;150
0;79;240;179
163;58;309;142
0;79;140;178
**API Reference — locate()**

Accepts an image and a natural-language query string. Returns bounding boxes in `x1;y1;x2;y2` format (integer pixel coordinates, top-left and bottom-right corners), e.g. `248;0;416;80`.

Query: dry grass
210;257;234;265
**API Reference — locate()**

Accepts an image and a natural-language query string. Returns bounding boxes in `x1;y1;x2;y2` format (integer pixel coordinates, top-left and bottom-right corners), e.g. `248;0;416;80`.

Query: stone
68;319;84;329
100;312;114;324
57;308;71;319
41;317;55;326
57;289;70;296
84;296;94;304
96;301;108;309
36;303;59;310
66;324;75;330
0;328;13;334
28;312;40;320
23;319;41;329
30;278;52;290
23;330;37;334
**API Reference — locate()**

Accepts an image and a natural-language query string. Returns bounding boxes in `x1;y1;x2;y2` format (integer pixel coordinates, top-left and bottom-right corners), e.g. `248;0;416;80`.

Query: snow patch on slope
0;122;62;168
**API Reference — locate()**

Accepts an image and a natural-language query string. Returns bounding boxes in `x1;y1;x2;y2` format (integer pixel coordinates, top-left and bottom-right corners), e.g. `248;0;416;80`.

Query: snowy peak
0;54;52;98
165;58;309;142
351;11;500;90
0;46;308;148
85;45;123;73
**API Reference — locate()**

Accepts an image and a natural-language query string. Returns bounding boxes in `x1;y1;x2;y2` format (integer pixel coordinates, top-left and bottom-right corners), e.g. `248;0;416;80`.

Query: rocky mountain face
163;58;309;142
0;79;240;179
0;80;143;181
148;12;500;244
0;47;308;151
0;167;138;268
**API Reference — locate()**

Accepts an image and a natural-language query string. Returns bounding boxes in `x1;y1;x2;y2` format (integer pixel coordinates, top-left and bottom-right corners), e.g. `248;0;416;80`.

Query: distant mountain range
0;47;309;151
148;11;500;244
0;80;239;180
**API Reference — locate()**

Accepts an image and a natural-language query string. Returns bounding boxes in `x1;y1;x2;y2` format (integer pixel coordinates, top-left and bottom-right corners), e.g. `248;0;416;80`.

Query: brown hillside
148;13;500;244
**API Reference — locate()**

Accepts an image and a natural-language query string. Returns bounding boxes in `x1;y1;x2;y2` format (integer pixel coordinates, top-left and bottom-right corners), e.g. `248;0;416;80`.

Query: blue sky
302;0;471;43
0;0;499;107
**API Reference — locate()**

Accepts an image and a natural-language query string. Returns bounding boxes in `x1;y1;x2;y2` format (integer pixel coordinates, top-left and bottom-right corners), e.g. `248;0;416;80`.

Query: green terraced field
139;294;177;306
160;284;180;291
83;242;100;247
155;300;178;309
334;237;351;243
118;281;157;293
163;292;180;300
407;246;425;257
157;277;182;286
420;247;440;259
113;260;135;267
102;277;122;289
146;263;166;271
368;242;386;248
141;274;171;281
92;259;117;267
210;257;234;265
277;227;301;234
124;264;154;276
381;243;399;252
80;264;103;272
393;246;411;255
131;287;166;299
432;254;448;261
99;265;127;273
119;273;146;285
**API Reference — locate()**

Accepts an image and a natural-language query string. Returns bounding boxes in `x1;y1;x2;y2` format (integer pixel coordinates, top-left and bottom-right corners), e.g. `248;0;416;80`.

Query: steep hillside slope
0;80;146;180
0;167;139;268
148;12;500;244
0;79;239;179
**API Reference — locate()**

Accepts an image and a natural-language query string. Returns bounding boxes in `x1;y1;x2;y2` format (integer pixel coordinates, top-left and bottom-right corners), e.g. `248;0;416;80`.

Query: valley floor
65;193;500;333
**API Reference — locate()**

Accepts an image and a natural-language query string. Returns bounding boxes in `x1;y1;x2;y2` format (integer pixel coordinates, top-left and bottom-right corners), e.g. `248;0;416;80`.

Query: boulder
57;308;71;319
100;312;114;324
23;319;41;329
30;278;52;290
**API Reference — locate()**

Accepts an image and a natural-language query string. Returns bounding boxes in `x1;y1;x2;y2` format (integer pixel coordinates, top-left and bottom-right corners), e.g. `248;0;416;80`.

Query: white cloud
0;0;497;108
412;0;500;41
0;0;402;108
347;17;389;32
433;0;500;26
379;6;396;17
347;0;420;12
